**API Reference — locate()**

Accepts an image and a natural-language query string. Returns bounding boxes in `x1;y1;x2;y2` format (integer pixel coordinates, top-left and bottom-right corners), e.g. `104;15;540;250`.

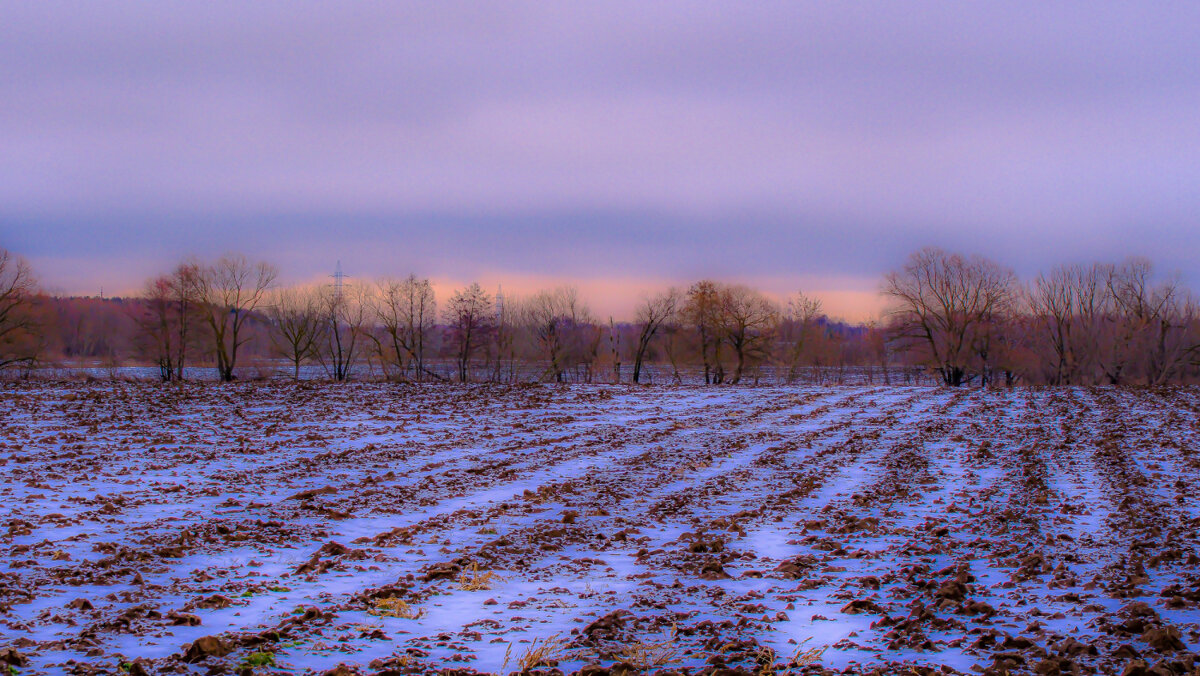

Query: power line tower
330;260;349;299
495;284;505;323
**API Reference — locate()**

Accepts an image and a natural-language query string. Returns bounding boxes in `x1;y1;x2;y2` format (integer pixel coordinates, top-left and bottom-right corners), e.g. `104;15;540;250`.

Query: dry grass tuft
368;596;423;619
788;638;827;666
752;639;827;675
617;627;679;669
458;562;506;591
504;633;570;672
756;647;781;676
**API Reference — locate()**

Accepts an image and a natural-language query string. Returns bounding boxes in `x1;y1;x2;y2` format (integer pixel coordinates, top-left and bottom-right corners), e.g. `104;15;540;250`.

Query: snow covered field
2;383;1199;675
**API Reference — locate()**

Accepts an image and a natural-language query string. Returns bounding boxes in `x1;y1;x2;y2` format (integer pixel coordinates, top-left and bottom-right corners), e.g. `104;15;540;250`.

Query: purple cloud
2;2;1198;317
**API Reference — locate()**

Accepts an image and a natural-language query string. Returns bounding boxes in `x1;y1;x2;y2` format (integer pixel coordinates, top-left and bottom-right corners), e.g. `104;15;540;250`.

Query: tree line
1;245;1197;386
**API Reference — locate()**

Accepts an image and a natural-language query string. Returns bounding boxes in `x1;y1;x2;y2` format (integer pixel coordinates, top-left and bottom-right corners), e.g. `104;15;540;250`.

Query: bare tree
444;283;493;383
490;288;517;383
373;275;437;382
718;285;779;384
1029;266;1078;385
782;291;823;383
684;280;723;384
0;248;41;370
317;284;370;382
1101;259;1198;385
522;286;594;382
1028;263;1108;384
193;254;278;382
140;275;179;381
136;262;200;382
632;288;680;384
660;313;685;384
577;323;604;383
972;282;1018;387
608;318;622;383
884;247;1016;386
268;286;322;381
863;321;892;385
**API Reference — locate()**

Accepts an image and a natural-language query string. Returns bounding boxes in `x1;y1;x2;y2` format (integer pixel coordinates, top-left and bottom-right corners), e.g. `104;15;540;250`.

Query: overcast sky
1;2;1198;319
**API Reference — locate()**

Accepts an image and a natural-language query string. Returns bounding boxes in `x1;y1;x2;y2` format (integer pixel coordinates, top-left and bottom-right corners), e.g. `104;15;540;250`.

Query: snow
1;382;1199;674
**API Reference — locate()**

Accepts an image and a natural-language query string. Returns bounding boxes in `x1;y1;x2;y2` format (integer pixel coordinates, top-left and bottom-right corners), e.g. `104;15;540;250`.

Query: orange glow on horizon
38;254;887;325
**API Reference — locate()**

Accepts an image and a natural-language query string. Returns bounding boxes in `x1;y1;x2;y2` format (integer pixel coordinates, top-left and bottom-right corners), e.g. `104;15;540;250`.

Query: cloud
2;2;1198;312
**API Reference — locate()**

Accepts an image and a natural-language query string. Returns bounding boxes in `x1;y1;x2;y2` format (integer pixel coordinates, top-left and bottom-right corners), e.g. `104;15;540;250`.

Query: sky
1;2;1198;321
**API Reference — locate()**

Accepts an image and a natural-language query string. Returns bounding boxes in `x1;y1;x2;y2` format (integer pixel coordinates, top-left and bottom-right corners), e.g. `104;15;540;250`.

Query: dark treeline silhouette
1;245;1197;386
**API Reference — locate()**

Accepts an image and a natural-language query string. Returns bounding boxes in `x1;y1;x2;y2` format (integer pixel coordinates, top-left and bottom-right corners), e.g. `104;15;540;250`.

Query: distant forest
1;246;1198;386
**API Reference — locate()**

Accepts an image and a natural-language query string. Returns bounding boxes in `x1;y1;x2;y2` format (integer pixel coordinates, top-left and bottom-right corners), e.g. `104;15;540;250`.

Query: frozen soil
1;382;1199;676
